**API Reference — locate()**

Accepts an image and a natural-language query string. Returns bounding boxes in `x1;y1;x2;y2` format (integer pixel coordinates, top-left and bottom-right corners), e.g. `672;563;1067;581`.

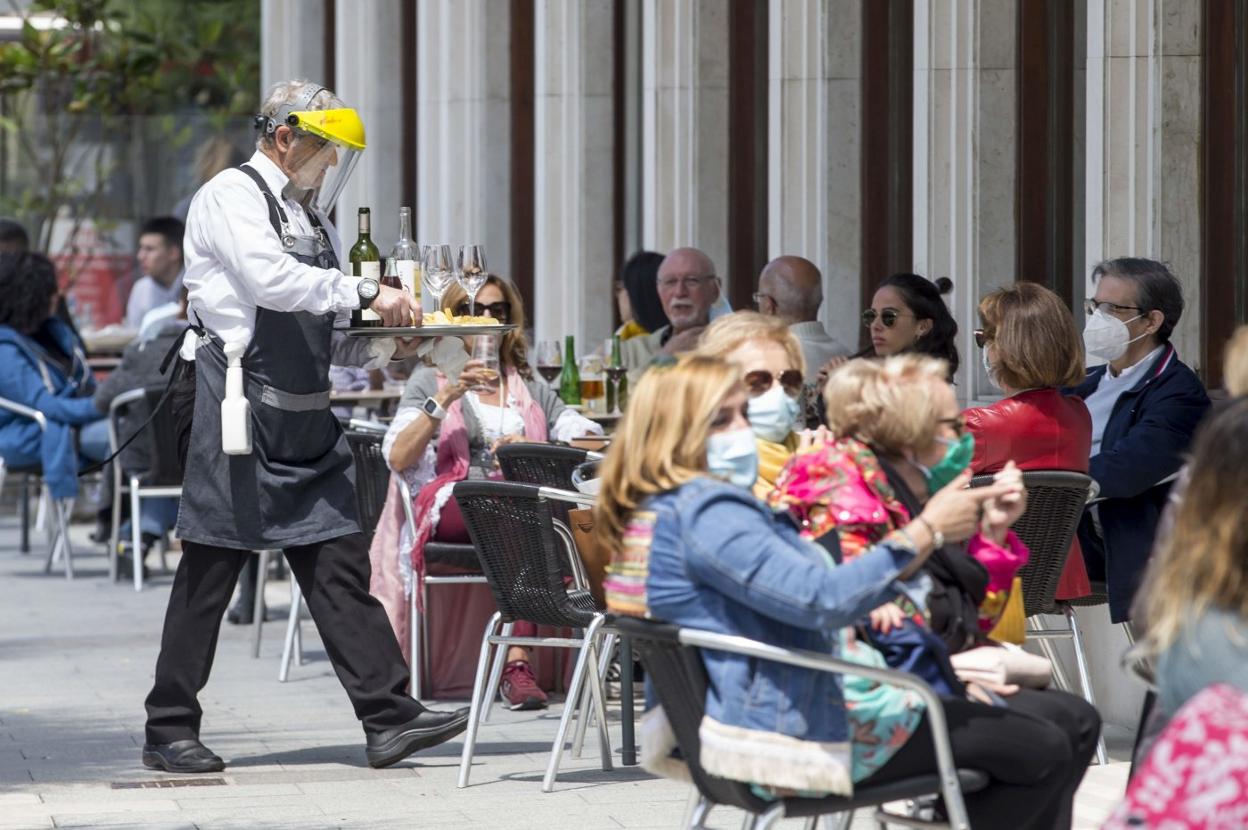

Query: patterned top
604;510;657;618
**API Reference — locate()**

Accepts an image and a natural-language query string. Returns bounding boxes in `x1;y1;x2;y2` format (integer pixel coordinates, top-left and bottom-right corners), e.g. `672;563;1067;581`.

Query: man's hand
660;326;705;356
371;285;418;327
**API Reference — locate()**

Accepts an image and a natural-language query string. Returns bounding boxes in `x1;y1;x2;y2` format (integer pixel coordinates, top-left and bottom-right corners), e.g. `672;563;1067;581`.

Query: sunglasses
743;369;804;398
454;300;511;321
973;329;993;349
861;308;914;328
938;415;967;437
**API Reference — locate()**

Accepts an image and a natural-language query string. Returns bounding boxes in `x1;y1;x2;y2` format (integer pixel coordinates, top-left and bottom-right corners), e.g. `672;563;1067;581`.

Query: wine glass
456;244;489;316
535;340;562;387
470;334;502;466
421;243;456;313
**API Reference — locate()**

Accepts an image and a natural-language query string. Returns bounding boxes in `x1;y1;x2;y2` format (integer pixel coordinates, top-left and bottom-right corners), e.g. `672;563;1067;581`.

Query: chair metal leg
408;585;422;699
480;621;514;724
419;580;431;698
457;611;503;789
822;811;854;830
41;485;57;574
251;550;270;659
19;474;30;553
754;804;786;830
54;498;74;580
35;485;47;533
573;632;616;758
109;465;122;582
1030;615;1074;692
542;615;607;793
583;635;614;772
1065;606;1109;765
131;480;143;591
681;789;710;829
278;579;303;682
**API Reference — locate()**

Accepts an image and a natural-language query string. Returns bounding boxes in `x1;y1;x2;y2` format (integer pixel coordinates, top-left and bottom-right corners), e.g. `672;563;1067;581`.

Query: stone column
334;0;404;251
640;0;729;276
260;0;327;96
912;0;1017;401
531;0;615;347
1085;0;1202;364
416;0;513;280
766;0;861;347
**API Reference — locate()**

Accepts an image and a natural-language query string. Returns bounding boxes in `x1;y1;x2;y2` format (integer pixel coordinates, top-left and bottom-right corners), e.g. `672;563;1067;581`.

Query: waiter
142;80;468;774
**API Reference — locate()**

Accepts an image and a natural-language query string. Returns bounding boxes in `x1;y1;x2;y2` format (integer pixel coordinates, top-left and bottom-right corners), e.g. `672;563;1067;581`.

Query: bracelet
893;527;919;552
915;515;944;550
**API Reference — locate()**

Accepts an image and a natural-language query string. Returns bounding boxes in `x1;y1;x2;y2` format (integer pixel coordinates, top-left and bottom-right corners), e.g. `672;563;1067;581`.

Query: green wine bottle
559;335;581;405
608;335;628;413
349;207;381;327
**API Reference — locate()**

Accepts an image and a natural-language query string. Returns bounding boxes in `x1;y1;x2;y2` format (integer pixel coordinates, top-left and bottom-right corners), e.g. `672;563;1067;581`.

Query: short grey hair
255;79;343;150
1092;257;1185;342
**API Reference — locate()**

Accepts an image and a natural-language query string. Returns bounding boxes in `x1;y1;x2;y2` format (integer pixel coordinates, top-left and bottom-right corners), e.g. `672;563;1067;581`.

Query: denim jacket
642;477;917;793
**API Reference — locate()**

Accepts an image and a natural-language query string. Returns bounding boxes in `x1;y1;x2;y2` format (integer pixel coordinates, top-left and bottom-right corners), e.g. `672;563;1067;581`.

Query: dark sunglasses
454;300;511;321
973;328;993;349
938;415;967;437
861;308;914;328
743;369;804;398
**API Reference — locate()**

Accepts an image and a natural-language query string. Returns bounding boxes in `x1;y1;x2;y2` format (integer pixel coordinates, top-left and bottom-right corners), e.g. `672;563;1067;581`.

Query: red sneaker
500;660;548;711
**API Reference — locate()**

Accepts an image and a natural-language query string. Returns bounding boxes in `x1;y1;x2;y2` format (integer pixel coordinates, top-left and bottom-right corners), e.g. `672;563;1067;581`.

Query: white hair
255;79;344;150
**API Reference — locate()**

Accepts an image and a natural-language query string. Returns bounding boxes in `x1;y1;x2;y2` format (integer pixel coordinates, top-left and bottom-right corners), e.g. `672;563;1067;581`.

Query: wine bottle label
396;260;418;298
357;261;380;279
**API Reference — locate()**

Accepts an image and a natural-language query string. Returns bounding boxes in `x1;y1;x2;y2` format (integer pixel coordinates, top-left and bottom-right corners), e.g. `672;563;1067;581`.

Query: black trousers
860;689;1100;830
144;533;424;745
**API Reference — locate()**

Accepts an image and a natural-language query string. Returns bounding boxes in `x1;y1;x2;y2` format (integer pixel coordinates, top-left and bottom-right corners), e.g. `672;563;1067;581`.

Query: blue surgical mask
706;427;759;489
747;384;801;443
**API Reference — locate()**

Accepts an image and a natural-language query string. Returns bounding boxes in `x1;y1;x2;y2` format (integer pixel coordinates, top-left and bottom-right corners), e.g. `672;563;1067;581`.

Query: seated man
126;217;185;331
1071;258;1210;623
94;289;189;571
621;247;721;381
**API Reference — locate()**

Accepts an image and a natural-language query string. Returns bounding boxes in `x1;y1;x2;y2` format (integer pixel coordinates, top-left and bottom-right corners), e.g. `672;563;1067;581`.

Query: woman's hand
915;469;1015;544
816;355;850;387
867;602;907;634
965;679;1018;703
442;360;498;403
979;462;1027;545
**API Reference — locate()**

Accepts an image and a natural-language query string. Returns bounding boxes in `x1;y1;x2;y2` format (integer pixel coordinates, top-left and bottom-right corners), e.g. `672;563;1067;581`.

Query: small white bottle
221;341;252;455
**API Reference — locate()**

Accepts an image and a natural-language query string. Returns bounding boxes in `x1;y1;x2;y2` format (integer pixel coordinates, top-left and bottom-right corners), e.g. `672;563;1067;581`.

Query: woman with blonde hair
370;274;600;708
692;311;814;496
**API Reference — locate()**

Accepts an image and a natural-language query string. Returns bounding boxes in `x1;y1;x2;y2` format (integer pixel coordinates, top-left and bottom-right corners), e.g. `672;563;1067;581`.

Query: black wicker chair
970;469;1106;764
495;442;596;525
453;480;613;793
613;615;985;829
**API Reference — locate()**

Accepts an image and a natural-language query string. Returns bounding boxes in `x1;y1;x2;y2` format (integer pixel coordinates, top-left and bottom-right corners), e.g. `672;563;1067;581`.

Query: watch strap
422;396;447;421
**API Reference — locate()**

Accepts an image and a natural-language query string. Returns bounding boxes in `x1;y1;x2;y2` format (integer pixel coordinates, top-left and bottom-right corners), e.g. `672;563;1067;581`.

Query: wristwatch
357;278;380;309
422;396;448;421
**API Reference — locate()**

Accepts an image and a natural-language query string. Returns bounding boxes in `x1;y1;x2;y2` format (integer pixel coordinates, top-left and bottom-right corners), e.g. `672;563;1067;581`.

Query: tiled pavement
0;510;1131;829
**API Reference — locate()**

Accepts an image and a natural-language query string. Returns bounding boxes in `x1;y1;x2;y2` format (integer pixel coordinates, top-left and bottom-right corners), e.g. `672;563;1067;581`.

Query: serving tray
336;324;516;338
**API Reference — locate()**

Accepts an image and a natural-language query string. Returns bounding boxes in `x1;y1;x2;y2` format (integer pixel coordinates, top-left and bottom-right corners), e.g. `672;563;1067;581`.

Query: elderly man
1071;257;1210;623
621;247;720;379
755;255;847;373
142;79;466;775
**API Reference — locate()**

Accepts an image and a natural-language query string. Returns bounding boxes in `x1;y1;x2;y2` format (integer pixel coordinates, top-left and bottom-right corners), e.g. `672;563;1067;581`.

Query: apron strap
238;164;290;239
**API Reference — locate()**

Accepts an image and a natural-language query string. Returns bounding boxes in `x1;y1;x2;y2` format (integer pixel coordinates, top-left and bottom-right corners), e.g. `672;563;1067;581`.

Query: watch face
359;279;379;302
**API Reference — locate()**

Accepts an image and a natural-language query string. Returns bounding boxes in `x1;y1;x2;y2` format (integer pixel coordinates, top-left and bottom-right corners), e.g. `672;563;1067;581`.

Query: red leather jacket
964;388;1091;475
963;388;1092;600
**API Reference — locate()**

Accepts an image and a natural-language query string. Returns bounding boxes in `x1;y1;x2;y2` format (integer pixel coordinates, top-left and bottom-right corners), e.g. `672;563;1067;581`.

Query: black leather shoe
142;739;225;773
364;707;471;768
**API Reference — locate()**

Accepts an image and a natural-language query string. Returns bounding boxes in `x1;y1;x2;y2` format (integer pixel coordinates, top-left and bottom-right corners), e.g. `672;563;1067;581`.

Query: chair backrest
612;615;772;813
453;479;598;628
345;430;391;541
141;384;185;486
496;442;589;523
970;470;1093;616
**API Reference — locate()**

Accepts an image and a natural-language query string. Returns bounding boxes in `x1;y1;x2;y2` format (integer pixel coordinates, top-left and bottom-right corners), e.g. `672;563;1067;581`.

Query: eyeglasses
657;275;715;292
861;308;914;328
973;329;993;349
743;369;804;398
1083;299;1143;317
455;300;511;321
938;415;967;437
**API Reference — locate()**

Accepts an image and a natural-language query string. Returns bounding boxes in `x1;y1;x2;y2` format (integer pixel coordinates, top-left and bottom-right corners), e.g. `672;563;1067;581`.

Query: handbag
567;507;608;606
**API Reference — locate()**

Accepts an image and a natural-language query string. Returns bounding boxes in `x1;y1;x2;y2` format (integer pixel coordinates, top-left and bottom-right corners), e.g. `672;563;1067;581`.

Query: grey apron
175;165;360;550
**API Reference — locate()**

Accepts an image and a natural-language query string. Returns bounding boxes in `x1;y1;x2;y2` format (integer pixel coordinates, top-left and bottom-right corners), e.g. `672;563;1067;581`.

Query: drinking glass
579;355;605;414
535;340;562;387
456;244;489;316
421;243;456;313
470;335;502;466
605;360;628;416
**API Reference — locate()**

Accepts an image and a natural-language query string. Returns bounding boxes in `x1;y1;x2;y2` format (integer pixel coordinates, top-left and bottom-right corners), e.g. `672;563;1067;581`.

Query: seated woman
862;273;960;376
0;252;109;502
595;356;1098;829
615;250;668;340
772;355;1029;647
692;311;816;497
1134;398;1248;720
370;274;601;709
963;282;1093;601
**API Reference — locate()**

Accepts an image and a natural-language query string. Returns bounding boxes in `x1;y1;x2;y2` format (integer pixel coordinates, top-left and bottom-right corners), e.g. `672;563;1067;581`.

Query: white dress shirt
179;150;361;359
126;271;184;329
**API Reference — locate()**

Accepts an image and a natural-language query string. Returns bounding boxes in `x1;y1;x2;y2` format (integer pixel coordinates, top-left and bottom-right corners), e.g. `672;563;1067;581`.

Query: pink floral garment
1103;683;1248;829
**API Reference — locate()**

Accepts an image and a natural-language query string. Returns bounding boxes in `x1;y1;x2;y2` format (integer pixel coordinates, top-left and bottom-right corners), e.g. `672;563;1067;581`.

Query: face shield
281;108;365;215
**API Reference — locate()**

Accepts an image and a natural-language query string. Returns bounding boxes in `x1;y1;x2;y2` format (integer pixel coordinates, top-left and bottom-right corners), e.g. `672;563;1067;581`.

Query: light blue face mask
708;294;733;321
747;384;802;443
706;427;760;489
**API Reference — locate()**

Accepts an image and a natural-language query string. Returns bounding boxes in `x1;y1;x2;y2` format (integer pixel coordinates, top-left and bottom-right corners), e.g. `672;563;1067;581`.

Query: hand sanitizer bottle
221;342;252;455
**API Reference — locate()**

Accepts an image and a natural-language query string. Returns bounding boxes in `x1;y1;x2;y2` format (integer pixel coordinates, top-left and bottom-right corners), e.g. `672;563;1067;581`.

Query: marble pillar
913;0;1017;401
260;0;327;97
416;0;513;282
640;0;729;280
334;0;404;251
766;0;862;348
1086;0;1202;366
532;0;616;347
